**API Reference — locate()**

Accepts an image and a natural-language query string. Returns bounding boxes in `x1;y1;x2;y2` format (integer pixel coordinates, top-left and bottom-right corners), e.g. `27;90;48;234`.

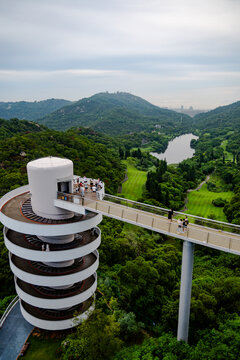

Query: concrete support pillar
177;240;195;343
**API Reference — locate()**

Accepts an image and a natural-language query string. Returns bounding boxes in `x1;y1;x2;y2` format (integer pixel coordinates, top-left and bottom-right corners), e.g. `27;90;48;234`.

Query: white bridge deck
55;192;240;256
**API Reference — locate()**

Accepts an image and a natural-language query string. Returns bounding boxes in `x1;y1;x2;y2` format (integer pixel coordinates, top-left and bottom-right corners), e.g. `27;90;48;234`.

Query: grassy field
221;140;233;161
132;145;154;153
120;160;233;221
21;335;62;360
186;183;233;222
120;159;147;201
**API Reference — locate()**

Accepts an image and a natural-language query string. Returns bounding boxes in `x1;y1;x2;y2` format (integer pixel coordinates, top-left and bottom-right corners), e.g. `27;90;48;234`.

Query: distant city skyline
0;0;239;109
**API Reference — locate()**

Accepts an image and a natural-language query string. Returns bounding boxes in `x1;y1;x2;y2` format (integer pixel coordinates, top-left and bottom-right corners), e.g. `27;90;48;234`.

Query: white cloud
0;0;239;106
1;0;240;60
0;69;123;81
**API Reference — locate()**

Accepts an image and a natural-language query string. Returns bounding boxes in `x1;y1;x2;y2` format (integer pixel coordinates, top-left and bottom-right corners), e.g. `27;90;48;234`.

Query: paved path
0;302;33;360
118;171;128;193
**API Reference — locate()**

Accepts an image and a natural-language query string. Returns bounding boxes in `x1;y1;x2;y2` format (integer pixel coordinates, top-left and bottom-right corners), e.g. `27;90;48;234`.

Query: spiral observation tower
2;157;240;343
0;157;102;330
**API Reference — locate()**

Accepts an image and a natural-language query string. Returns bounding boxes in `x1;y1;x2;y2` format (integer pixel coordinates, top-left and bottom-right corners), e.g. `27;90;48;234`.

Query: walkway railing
0;295;19;328
57;191;84;205
57;187;104;205
103;194;240;236
56;191;240;236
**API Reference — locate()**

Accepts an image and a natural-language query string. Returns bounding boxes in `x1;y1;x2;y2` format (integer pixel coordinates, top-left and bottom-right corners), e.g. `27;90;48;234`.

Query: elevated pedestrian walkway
55;192;240;256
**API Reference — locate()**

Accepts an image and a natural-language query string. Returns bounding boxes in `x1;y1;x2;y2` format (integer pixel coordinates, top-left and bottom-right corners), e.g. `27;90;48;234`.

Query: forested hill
0;128;124;198
0;118;46;139
0;99;72;120
37;92;192;135
193;101;240;130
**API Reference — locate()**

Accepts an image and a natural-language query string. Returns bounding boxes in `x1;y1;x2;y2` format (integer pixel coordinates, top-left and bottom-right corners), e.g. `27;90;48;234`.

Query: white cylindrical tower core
27;157;74;219
38;234;74;244
43;260;75;267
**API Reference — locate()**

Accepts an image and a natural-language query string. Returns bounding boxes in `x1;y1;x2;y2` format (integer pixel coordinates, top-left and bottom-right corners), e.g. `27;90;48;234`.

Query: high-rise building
0;157;102;330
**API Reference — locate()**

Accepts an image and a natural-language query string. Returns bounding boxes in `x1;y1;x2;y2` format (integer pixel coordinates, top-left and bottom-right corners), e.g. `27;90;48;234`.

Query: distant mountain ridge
193;101;240;130
36;92;192;135
1;93;239;136
0;99;72;120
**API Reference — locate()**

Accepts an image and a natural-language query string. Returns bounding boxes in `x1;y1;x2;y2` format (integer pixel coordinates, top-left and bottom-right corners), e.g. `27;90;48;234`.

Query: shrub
212;198;226;207
207;182;217;192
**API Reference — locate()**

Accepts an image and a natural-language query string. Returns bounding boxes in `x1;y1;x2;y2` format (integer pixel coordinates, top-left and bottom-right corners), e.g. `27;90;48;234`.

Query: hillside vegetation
0;99;72;120
37;92;192;135
0;118;46;139
193;101;240;130
0;128;124;198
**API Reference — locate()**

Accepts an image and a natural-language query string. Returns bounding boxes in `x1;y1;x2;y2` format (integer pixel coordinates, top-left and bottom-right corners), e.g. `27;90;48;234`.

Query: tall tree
61;309;122;360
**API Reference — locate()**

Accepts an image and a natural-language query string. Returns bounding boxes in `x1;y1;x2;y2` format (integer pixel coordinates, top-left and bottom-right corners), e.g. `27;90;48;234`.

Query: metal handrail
0;295;19;328
55;190;240;235
103;194;240;235
57;191;85;205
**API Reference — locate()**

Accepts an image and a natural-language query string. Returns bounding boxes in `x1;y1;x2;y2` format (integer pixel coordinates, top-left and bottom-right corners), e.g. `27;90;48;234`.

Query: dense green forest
193;101;240;130
0;118;46;140
0;97;240;359
0;125;124;199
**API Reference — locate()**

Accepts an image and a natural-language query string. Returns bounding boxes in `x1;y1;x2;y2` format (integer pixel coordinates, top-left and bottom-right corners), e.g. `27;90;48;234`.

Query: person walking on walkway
177;218;183;233
168;209;174;222
90;179;93;190
80;183;85;198
183;216;189;233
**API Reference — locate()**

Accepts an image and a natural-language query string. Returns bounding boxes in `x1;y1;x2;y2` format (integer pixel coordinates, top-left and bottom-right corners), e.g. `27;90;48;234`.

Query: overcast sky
0;0;239;108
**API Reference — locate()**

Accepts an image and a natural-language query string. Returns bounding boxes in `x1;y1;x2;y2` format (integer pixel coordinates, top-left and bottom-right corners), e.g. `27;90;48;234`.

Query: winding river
150;133;199;164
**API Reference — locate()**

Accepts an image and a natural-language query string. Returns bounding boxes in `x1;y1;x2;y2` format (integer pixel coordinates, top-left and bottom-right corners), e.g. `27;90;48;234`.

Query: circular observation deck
4;227;101;262
0;187;102;236
15;274;97;309
20;297;95;330
9;251;99;287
